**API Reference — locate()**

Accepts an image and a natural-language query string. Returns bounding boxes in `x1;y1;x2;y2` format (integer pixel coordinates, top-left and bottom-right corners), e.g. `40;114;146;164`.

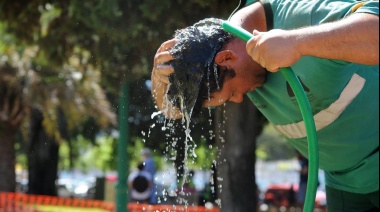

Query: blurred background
0;1;325;211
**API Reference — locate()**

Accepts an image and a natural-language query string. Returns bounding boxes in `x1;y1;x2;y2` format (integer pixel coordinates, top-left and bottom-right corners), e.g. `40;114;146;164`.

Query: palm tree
0;43;116;192
0;62;26;192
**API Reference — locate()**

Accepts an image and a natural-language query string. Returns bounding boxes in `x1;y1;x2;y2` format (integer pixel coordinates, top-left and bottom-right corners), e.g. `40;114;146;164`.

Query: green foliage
127;137;164;172
127;137;147;171
256;124;296;161
40;5;61;37
59;134;170;173
59;135;117;172
15;137;27;169
1;23;116;142
193;137;217;169
1;0;237;91
59;140;71;170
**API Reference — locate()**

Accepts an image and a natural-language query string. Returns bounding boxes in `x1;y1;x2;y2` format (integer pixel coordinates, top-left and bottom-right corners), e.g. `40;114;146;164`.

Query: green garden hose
222;21;319;211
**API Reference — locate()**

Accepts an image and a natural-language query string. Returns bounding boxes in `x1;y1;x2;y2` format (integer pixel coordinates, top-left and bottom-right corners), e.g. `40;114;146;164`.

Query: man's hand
246;29;302;72
151;39;183;119
246;13;379;71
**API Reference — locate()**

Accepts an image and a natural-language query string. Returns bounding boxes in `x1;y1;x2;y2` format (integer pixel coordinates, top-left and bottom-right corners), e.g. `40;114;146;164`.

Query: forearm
151;71;183;120
295;13;379;65
151;39;183;120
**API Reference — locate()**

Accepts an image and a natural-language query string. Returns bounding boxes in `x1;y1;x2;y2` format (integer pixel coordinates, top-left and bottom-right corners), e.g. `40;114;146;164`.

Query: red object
106;174;118;182
263;183;326;208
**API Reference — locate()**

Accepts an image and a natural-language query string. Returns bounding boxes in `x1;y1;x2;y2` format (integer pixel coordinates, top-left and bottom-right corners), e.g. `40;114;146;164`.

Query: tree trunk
215;96;265;212
27;109;59;196
0;124;17;192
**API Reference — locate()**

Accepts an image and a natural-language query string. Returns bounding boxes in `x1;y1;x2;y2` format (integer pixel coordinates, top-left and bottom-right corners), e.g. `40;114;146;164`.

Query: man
151;0;379;211
141;148;157;204
127;162;152;203
296;151;309;208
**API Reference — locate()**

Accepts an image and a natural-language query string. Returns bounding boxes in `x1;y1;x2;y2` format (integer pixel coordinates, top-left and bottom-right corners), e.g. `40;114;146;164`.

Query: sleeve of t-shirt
354;1;379;16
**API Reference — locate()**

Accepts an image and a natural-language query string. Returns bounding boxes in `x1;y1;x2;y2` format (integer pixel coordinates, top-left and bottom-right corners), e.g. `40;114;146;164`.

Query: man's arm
151;39;183;119
247;13;379;72
298;13;379;65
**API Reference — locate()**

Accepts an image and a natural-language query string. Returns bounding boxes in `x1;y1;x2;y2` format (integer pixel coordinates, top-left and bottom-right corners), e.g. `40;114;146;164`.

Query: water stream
150;18;234;207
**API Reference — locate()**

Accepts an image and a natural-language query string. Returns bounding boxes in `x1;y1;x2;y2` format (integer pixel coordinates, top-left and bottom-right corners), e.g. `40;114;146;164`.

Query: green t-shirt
236;0;379;194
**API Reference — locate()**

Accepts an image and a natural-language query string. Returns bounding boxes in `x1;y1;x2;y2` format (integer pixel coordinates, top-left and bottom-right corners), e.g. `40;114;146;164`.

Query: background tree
27;108;60;195
0;31;116;193
215;97;267;211
0;62;25;192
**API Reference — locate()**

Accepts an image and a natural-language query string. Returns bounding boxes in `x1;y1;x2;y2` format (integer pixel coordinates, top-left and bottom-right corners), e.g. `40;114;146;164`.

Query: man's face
203;40;266;107
202;66;265;107
203;76;251;107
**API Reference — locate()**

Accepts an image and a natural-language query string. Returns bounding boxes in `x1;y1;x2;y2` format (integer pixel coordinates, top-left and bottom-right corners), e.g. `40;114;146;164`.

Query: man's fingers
153;39;178;85
157;39;177;53
252;29;261;36
248;43;260;64
155;65;174;75
153;64;174;84
154;51;174;65
246;37;259;60
154;65;174;79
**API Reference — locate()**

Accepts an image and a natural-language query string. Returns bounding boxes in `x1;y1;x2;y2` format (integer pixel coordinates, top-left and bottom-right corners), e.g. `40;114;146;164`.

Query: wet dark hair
167;18;235;119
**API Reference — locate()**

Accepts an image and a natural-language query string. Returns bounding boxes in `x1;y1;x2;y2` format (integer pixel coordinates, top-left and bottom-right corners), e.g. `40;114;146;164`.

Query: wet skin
203;38;266;107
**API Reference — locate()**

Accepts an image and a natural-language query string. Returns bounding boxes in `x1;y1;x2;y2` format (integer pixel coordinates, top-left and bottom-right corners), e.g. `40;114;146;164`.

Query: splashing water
168;18;233;119
149;18;234;207
148;108;227;208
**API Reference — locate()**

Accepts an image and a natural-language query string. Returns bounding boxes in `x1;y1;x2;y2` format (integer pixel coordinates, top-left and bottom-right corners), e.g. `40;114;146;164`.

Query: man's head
141;148;152;158
168;18;266;118
167;18;234;118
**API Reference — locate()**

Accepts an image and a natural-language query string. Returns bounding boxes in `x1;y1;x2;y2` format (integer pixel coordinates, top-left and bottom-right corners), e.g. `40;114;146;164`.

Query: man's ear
215;50;238;66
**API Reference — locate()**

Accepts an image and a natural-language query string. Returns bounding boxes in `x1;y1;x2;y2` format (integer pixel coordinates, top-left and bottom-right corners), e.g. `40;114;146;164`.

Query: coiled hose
222;21;319;212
